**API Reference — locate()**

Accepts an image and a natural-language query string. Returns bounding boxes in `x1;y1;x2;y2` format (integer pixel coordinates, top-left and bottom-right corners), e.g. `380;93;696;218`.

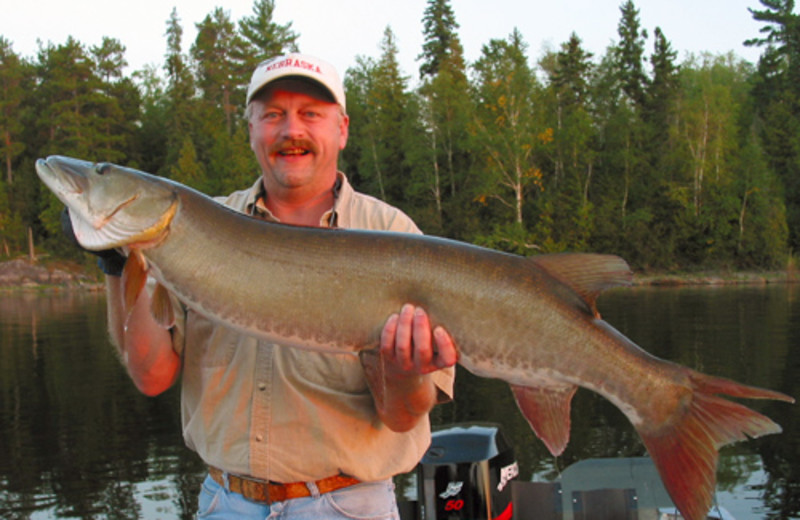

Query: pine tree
416;0;472;235
0;38;26;185
745;0;800;249
615;0;649;109
418;0;460;79
645;27;680;155
547;32;595;187
91;37;127;83
541;33;597;250
163;8;198;177
238;0;298;67
364;27;413;204
192;7;244;135
90;37;138;163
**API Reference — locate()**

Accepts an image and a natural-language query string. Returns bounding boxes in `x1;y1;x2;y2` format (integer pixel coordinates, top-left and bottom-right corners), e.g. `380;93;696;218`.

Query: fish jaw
35;156;179;251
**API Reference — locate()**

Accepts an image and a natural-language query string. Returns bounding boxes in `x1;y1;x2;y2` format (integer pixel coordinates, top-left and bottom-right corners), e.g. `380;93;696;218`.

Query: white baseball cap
246;53;346;111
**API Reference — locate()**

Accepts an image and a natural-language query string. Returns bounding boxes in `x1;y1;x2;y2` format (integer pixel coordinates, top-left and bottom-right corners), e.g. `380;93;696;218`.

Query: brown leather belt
208;466;361;504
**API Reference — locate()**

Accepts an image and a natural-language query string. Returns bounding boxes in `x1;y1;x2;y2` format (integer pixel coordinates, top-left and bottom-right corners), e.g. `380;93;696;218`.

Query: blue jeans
196;474;400;519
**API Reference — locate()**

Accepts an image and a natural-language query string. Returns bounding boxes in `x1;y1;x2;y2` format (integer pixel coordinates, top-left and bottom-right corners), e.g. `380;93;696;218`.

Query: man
101;53;458;519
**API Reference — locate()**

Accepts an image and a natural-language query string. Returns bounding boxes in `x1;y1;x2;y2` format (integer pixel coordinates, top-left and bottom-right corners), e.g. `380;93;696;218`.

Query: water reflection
0;286;798;519
0;292;205;519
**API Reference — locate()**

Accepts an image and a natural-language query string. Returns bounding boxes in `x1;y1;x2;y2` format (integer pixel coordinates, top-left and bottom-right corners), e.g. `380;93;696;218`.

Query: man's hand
380;304;458;376
361;304;457;432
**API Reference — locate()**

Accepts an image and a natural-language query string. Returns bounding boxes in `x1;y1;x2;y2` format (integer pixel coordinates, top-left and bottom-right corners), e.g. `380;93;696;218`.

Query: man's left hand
379;304;458;377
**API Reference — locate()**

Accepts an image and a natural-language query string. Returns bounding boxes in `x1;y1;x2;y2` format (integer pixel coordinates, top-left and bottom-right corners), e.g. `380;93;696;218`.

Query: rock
0;259;95;287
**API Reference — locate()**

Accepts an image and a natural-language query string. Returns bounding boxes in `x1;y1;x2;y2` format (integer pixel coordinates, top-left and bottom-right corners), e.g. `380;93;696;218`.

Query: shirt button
256;434;264;442
258;383;267;391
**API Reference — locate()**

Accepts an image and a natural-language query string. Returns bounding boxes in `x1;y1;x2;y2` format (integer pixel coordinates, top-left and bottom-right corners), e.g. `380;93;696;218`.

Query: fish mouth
36;157;88;197
37;157;139;229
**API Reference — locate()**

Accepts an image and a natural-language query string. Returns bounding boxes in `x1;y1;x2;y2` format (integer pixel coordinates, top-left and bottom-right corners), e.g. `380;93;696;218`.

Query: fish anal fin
531;253;632;317
511;382;577;456
150;282;175;329
122;249;148;311
638;371;792;520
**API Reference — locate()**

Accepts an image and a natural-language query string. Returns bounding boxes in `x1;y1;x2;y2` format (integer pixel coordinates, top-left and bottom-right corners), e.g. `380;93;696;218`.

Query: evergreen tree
546;32;595;186
238;0;298;68
132;64;168;173
90;37;139;164
416;0;473;236
541;33;597;250
170;135;206;188
162;8;198;178
418;0;460;79
192;8;246;136
746;0;800;90
0;177;25;256
591;2;666;266
0;38;27;185
349;27;416;205
645;27;680;163
745;0;800;249
615;0;649;108
91;37;127;83
341;55;376;188
30;38;134;248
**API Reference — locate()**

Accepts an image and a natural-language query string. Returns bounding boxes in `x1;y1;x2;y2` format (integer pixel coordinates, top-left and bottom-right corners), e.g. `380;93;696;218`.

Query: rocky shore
0;258;102;290
634;270;794;286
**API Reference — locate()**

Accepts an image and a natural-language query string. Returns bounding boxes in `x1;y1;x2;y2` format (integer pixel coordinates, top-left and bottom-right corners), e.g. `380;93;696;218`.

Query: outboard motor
415;423;518;520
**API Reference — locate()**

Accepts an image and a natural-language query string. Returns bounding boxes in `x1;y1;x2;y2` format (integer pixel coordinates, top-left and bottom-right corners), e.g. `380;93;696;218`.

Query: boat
398;423;737;520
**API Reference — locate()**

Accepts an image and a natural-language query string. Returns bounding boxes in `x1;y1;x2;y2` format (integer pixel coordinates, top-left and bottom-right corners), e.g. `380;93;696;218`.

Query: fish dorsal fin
150;282;176;329
531;253;632;318
122;248;148;311
511;383;578;456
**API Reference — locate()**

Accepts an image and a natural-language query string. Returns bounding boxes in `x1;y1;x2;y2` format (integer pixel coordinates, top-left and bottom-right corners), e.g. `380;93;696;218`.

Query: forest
1;0;799;272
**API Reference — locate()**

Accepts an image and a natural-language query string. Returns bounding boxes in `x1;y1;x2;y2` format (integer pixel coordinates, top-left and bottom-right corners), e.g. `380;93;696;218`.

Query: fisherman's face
248;79;349;197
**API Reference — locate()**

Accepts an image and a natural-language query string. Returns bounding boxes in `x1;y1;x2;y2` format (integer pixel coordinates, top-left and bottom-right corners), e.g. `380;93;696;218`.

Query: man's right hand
60;208;127;276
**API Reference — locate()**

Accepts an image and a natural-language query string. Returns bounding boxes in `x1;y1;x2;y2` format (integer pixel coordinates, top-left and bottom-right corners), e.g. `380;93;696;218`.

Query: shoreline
0;258;104;292
1;258;796;292
633;270;796;286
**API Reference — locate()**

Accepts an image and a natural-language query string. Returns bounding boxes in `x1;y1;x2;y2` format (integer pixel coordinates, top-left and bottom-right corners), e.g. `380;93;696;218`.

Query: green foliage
472;29;548;228
0;0;793;271
418;0;461;79
745;0;800;250
0;179;24;257
0;37;28;185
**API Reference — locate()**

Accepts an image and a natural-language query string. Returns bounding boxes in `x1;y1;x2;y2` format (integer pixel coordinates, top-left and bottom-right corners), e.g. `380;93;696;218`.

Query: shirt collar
245;173;345;228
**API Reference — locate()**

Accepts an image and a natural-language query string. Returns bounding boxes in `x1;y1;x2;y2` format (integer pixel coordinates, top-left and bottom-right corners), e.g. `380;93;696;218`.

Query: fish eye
96;163;112;175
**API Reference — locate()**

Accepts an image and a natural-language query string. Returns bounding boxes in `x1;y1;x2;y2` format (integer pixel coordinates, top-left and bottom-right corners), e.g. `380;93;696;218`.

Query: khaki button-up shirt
173;173;455;483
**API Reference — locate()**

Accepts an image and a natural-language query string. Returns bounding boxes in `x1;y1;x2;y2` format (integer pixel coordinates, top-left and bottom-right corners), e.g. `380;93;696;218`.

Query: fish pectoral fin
511;382;577;456
531;253;632;317
150;282;176;329
122;248;148;311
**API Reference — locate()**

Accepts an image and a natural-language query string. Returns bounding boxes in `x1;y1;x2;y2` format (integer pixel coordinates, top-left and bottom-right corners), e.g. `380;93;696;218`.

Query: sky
1;0;776;85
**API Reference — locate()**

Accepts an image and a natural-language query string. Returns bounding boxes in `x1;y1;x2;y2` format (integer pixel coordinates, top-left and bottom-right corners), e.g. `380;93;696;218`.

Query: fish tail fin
638;371;793;520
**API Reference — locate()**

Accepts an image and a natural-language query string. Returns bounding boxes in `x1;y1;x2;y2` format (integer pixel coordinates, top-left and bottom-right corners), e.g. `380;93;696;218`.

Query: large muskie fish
36;155;793;520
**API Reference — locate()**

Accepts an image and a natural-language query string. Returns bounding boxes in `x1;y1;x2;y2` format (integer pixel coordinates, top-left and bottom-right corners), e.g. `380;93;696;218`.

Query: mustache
270;139;318;155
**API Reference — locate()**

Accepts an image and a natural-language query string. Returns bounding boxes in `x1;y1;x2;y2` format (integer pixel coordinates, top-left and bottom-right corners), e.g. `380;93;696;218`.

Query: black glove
60;208;127;277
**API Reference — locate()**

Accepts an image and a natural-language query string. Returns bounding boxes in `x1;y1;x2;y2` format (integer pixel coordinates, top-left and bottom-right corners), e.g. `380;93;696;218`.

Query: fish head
35;156;179;251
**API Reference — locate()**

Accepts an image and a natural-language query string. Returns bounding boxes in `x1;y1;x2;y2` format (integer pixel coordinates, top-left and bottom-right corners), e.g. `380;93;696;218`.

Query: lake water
0;285;798;519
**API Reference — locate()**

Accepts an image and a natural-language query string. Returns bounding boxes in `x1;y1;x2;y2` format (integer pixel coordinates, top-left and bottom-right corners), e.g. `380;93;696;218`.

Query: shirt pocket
279;347;369;395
